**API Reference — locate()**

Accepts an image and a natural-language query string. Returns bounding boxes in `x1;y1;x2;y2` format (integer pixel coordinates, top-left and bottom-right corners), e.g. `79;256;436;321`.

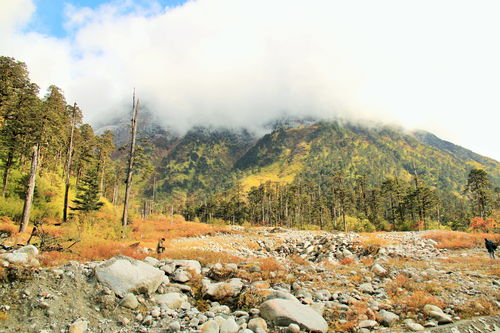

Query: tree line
179;168;497;231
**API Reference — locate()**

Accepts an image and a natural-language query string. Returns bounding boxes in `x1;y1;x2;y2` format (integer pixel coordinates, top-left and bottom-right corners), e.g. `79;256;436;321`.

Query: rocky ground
0;228;499;333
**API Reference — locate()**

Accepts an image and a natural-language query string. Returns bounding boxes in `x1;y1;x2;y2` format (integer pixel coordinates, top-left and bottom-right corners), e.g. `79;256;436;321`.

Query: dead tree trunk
20;144;39;232
122;93;139;228
63;103;77;222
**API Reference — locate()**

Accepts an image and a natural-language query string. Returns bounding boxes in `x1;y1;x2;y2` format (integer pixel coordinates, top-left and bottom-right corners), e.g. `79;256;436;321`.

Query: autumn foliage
469;217;498;233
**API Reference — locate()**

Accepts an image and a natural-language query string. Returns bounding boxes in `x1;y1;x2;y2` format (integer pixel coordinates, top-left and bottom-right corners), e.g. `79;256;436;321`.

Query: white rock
172;268;191;283
358;320;378;329
287;323;301;333
220;318;239;333
260;299;328;333
378;309;399;327
144;256;160;266
371;264;387;276
95;255;164;297
201;319;220;333
172;259;202;275
154;292;187;309
203;278;244;299
169;321;181;332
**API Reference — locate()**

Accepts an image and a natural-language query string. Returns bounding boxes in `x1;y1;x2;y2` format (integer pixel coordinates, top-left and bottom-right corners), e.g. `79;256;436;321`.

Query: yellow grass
422;230;500;249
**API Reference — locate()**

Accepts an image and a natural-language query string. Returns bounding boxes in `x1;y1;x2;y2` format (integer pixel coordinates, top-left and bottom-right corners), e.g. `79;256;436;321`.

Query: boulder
358;320;378;329
0;245;40;266
260;299;328;333
95;255;164;297
203;278;244;299
172;259;202;275
154;292;187;309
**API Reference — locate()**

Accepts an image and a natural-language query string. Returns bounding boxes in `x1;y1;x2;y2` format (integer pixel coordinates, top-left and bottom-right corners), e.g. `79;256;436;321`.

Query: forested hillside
1;56;498;234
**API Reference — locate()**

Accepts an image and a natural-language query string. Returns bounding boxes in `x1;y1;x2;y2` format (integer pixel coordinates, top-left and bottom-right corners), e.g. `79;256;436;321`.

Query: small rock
68;318;88;333
378;309;399;327
142;315;153;326
287;323;301;333
121;293;139;309
371;264;387;276
358;320;378;329
201;319;220;333
172;268;191;283
169;321;181;332
248;317;267;332
220;318;239;333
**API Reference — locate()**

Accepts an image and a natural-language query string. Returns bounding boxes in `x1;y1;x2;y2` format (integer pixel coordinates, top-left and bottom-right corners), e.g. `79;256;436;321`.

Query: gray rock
121;293;139;309
378;309;399;327
260;299;328;333
154;292;187;309
220;318;239;333
144;256;160;266
422;304;453;324
287;323;301;333
95;255;164;297
314;290;331;301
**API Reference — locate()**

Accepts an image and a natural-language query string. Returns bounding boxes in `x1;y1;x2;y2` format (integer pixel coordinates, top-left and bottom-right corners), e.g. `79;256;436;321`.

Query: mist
1;0;499;160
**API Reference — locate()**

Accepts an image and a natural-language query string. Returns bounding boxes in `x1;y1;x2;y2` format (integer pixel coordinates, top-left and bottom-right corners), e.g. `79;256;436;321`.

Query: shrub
457;297;497;317
400;291;445;313
470;217;498;233
422;230;500;249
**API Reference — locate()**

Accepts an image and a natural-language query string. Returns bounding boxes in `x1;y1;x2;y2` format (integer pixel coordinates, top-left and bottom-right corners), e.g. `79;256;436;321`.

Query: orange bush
258;257;283;272
423;230;500;249
77;241;147;261
0;218;18;235
339;257;356;265
400;291;445;313
470;217;498;233
40;251;76;266
165;248;244;265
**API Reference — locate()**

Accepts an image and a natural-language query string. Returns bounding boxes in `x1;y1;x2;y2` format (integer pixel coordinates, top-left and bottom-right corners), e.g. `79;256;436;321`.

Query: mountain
99;117;499;198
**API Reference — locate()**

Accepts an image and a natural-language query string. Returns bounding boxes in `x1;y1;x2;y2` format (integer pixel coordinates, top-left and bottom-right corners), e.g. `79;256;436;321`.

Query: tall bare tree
63;103;77;222
122;91;139;227
19;144;39;232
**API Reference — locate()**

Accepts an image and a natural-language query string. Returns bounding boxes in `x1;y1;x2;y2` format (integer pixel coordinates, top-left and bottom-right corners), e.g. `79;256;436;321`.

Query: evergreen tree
464;168;493;218
71;164;104;212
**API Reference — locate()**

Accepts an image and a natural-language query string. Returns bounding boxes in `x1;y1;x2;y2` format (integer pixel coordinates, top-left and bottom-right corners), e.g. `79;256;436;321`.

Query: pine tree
71;164;104;212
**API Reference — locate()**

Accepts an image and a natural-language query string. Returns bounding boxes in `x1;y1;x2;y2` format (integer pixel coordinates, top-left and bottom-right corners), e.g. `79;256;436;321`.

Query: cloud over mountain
1;0;499;159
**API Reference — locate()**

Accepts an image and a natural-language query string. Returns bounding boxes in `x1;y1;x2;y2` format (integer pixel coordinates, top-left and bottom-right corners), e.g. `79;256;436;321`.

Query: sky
0;0;499;160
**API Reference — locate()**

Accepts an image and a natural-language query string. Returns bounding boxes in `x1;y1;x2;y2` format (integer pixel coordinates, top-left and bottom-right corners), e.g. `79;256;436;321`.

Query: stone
201;319;220;333
143;315;153;326
203;278;244;299
169;321;181;332
358;283;374;294
220;318;239;333
172;268;191;283
161;263;177;274
260;299;328;333
405;320;425;331
371;264;387;276
287;323;301;333
154;292;187;309
121;293;139;309
358;320;378;329
144;256;160;266
172;259;202;275
378;309;399;327
314;290;331;301
422;304;453;324
248;317;267;332
68;319;88;333
95;255;164;297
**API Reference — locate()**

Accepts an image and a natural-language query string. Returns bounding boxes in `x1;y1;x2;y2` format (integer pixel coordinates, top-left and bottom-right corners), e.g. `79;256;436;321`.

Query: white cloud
0;0;499;160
